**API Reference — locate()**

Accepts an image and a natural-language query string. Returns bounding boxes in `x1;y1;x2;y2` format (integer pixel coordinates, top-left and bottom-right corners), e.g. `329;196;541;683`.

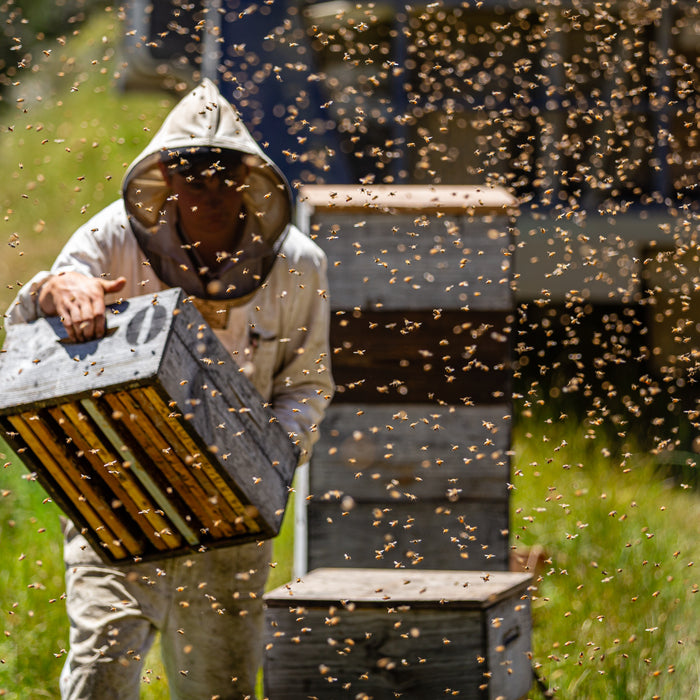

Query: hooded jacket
123;78;292;302
5;81;333;459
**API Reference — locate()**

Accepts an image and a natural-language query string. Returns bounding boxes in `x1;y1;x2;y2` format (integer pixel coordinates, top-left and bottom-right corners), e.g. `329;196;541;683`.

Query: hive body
295;185;517;571
0;288;299;563
264;568;533;699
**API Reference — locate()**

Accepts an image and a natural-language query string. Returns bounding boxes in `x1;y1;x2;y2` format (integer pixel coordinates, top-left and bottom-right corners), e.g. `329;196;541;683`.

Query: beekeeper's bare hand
38;271;127;342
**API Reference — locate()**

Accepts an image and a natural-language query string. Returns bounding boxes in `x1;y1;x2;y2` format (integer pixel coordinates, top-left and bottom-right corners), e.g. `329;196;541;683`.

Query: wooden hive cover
0;288;299;563
265;567;531;608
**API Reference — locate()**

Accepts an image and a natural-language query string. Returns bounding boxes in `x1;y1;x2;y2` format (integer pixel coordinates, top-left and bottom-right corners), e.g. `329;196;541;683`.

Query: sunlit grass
511;412;699;699
0;452;65;698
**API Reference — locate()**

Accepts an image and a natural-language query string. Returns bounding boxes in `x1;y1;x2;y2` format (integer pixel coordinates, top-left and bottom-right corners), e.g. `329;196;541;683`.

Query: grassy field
1;9;698;700
511;412;698;699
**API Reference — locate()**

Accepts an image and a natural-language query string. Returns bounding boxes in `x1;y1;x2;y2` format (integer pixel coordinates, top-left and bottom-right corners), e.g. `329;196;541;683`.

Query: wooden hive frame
0;288;299;563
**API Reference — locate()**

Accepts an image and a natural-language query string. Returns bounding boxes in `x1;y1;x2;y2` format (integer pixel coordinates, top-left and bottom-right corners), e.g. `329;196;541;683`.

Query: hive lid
264;567;532;610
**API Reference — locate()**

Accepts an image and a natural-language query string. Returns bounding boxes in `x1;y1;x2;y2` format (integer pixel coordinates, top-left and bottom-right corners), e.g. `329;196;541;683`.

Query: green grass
511;411;699;699
0;456;66;698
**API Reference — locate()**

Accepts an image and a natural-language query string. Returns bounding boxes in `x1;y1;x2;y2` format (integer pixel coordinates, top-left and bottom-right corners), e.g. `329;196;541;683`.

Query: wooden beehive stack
294;185;518;572
264;185;533;698
0;287;299;563
264;186;532;700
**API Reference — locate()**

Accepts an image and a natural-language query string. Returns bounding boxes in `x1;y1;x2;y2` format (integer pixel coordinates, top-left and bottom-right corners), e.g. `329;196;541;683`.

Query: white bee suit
6;80;334;699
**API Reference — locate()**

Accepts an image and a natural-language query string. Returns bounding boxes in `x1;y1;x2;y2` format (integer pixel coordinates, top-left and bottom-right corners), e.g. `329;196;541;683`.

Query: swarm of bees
0;1;697;698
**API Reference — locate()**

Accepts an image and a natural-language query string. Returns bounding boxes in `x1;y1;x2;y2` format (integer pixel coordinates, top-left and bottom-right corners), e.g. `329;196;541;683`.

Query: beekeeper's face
169;162;249;245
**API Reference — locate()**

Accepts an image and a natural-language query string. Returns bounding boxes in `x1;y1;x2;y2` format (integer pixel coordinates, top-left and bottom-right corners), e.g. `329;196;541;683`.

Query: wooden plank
0;290;172;412
137;386;259;533
297;184;517;216
330;310;511;404
167;309;298;485
104;391;232;540
6;414;130;559
154;331;291;530
485;592;534;699
306;499;510;572
42;405;146;557
58;402;176;551
310;403;510;503
264;568;532;607
131;385;249;531
298;213;513;312
47;402;166;554
329;309;511;404
264;606;486;699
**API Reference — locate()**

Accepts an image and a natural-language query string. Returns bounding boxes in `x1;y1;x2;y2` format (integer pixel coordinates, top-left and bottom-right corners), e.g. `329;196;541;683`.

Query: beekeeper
6;79;334;699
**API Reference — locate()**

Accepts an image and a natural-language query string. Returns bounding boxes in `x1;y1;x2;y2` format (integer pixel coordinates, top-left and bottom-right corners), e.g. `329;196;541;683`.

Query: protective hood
122;79;292;301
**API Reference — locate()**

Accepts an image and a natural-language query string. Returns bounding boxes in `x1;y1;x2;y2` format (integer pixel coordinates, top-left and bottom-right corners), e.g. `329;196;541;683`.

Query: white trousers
59;521;271;700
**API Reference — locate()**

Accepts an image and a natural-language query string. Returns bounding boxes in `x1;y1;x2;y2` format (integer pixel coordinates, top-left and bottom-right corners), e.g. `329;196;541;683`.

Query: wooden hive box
263;567;533;699
295;185;517;572
0;287;299;563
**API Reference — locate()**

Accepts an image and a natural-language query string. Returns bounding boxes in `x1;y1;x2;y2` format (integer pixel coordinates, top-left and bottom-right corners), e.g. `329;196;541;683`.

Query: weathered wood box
263;567;533;699
295;185;517;572
306;403;511;570
0;287;298;563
